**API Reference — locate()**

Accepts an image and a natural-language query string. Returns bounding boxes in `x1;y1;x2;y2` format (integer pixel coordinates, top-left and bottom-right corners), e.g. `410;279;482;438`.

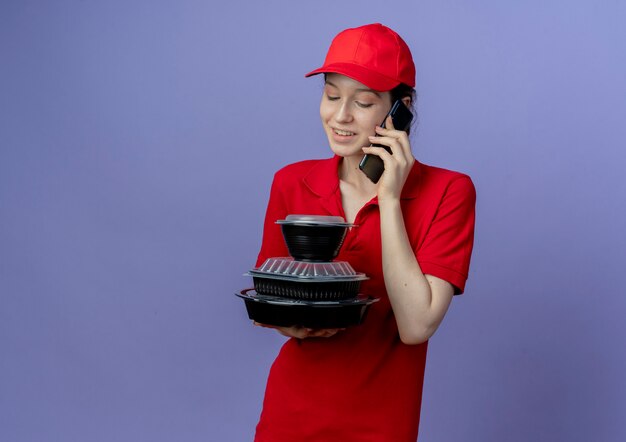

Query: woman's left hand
253;321;345;339
362;115;415;202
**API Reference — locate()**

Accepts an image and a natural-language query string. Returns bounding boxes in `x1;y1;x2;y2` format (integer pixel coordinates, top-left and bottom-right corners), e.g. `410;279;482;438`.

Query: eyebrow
325;80;382;98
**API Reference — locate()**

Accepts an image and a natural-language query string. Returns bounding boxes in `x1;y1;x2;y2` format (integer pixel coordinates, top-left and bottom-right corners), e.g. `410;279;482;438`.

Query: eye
356;102;373;108
326;94;340;101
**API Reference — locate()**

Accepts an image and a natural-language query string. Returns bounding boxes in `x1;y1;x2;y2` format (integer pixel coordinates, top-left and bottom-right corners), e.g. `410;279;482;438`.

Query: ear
401;96;412;108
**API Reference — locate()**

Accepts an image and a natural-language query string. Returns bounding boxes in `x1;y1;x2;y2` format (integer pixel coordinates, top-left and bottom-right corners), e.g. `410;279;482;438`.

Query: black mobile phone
358;99;414;183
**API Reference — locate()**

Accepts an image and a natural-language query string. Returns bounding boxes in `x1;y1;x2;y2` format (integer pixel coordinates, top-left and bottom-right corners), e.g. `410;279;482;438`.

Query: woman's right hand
253;322;344;339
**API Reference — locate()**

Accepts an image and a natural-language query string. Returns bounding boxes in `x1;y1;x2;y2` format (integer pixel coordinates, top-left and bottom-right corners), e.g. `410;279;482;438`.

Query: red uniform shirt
254;155;476;442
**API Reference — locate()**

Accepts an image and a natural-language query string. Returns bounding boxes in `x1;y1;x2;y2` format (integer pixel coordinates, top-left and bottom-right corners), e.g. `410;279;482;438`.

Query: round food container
276;215;354;262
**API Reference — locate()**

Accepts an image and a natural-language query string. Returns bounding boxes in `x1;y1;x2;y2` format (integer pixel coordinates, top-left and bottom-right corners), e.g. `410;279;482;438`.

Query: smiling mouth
333;128;355;136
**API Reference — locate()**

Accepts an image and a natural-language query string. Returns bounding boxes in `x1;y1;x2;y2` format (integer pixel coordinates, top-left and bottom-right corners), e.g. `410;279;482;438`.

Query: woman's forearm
378;198;452;344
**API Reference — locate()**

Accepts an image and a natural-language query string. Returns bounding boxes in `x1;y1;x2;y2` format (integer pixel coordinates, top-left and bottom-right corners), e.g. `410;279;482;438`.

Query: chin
326;139;364;159
328;143;363;159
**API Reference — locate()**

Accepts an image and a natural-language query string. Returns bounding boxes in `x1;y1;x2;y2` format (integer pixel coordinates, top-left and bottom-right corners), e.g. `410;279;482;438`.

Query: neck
338;155;378;192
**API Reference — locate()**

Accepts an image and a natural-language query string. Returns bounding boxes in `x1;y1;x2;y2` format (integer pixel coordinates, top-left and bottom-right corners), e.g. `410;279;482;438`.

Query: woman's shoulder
419;162;471;181
412;162;476;203
418;162;474;190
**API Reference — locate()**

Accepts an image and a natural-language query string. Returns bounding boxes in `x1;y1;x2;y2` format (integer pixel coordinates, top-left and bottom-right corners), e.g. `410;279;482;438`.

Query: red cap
305;23;415;91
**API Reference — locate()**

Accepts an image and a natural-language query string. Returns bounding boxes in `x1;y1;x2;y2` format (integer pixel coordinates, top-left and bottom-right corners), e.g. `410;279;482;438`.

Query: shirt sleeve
416;175;476;294
256;172;290;267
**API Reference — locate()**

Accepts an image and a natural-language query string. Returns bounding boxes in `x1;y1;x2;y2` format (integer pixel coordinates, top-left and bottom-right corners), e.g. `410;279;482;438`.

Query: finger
260;324;297;336
362;146;398;178
279;326;308;339
367;136;405;157
376;127;412;161
278;330;301;338
305;328;341;338
362;145;393;161
323;329;343;337
375;123;402;137
375;125;410;150
386;115;395;130
375;125;410;145
305;329;327;338
277;328;299;338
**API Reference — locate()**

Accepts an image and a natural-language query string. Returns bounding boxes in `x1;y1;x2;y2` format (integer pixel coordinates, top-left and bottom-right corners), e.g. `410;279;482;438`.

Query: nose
334;101;353;124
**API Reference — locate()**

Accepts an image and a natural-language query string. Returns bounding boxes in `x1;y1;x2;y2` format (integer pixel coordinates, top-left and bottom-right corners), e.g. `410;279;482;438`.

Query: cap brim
305;62;401;92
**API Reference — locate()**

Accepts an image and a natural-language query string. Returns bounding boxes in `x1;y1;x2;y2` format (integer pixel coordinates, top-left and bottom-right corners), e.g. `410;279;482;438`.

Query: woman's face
320;73;393;158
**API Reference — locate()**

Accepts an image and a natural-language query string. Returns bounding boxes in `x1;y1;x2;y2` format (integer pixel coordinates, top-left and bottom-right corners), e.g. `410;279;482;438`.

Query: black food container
248;258;368;301
236;289;379;328
250;276;362;301
276;215;353;262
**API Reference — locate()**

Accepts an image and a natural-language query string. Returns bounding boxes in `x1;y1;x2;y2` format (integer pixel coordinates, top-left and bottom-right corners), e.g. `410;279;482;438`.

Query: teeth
334;129;354;136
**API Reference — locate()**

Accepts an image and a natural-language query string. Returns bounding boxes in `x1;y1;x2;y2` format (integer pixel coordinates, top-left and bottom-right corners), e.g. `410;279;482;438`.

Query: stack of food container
236;215;379;328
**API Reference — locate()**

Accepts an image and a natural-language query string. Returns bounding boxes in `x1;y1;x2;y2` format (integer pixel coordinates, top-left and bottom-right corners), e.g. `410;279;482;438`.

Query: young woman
252;23;476;442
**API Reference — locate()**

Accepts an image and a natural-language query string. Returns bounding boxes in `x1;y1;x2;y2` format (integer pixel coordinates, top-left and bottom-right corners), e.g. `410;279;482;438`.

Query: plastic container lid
247;257;368;281
276;214;354;227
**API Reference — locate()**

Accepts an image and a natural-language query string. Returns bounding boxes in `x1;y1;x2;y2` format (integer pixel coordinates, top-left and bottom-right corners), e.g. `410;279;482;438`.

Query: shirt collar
303;155;422;200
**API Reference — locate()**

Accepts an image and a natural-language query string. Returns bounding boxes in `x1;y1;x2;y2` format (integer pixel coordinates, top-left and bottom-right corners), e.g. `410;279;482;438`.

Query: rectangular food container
247;258;368;301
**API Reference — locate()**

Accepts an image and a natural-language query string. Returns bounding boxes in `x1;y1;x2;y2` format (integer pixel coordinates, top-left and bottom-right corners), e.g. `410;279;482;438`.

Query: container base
235;289;379;328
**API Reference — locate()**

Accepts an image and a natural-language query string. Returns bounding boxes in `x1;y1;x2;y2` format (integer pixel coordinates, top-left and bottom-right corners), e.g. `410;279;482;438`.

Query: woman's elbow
399;324;437;345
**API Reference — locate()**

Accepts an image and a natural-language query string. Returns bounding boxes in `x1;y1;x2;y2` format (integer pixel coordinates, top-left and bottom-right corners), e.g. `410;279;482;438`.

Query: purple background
1;1;625;441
